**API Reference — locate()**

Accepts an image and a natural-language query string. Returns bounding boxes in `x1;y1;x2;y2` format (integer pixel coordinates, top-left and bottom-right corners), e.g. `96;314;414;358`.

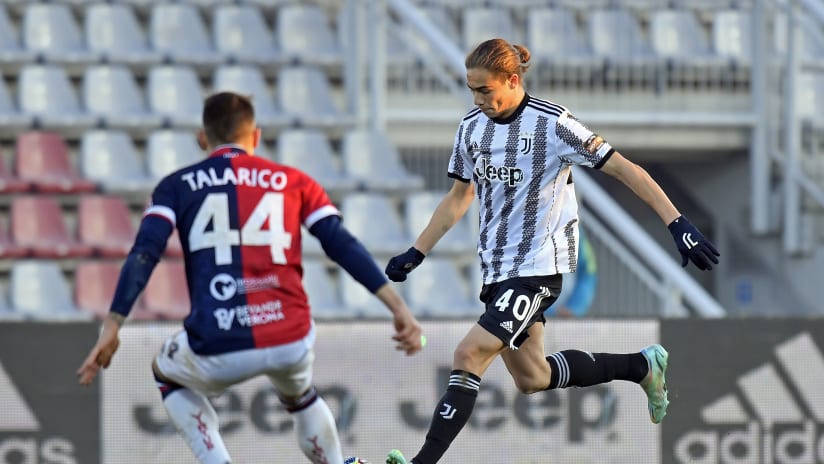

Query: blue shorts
478;275;563;349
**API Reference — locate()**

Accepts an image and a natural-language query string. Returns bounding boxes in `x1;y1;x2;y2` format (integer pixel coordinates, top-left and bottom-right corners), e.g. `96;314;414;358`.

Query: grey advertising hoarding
104;320;659;463
0;323;100;464
663;319;824;464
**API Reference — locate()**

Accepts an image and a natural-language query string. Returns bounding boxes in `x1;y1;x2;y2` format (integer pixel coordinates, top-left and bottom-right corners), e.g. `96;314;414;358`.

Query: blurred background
0;0;822;463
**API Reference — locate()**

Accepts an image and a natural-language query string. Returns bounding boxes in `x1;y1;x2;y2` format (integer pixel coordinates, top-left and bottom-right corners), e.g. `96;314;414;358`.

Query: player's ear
253;127;262;149
196;131;208;151
508;73;519;89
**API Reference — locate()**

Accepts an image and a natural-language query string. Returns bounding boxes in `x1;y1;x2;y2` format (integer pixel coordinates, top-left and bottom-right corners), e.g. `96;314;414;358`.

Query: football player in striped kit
384;38;719;464
77;92;424;464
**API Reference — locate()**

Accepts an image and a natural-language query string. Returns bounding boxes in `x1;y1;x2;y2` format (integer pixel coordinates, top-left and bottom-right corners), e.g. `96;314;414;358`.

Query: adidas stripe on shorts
478;274;563;349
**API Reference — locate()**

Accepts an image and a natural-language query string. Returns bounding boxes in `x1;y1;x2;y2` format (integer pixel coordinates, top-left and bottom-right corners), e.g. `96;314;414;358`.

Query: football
344;457;369;464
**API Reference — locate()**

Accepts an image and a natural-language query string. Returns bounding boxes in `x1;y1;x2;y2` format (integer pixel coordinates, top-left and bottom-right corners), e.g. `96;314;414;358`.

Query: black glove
667;215;720;270
385;247;425;282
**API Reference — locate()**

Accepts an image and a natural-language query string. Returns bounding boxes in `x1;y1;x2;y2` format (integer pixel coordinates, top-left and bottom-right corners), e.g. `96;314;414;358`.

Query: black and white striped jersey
448;94;614;285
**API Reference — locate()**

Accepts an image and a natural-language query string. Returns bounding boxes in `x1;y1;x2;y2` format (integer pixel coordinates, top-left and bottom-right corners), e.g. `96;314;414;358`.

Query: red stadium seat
10;195;93;258
14;131;98;193
78;195;136;257
0;148;29;193
165;229;184;258
142;259;190;320
75;261;158;321
0;219;27;258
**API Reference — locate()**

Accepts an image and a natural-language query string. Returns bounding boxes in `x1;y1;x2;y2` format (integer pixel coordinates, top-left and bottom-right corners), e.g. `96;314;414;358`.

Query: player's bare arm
76;312;124;386
412;179;475;254
598;150;681;225
374;284;424;356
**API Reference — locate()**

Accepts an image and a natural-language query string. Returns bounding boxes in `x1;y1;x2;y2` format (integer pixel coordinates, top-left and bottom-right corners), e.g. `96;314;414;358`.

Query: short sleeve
447;122;473;181
553;110;614;169
299;171;341;229
143;176;178;226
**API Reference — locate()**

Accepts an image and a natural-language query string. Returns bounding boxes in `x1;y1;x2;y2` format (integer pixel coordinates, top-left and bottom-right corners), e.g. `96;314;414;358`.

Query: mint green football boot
386;449;409;464
640;344;669;424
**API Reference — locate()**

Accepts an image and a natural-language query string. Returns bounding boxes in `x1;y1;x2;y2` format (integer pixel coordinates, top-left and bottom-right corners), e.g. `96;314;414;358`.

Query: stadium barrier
2;320;823;464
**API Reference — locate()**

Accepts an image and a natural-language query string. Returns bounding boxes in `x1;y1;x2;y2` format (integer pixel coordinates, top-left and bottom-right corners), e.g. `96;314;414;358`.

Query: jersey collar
209;144;250;158
491;93;530;125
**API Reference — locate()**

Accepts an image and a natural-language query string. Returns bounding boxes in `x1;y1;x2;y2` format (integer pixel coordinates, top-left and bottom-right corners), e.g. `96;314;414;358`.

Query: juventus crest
519;131;533;155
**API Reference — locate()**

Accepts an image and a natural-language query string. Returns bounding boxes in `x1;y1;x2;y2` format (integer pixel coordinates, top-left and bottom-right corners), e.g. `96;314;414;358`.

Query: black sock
411;370;480;464
545;350;648;389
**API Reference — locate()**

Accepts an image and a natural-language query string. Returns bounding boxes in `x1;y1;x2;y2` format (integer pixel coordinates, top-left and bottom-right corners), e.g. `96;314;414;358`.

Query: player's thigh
500;322;551;393
265;348;315;400
452;323;508;376
154;330;266;397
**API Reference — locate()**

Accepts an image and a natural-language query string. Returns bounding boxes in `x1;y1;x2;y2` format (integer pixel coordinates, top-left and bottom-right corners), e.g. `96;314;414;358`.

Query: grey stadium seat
0;4;35;72
80;130;155;194
712;10;752;63
18;64;99;135
146;130;204;180
84;3;163;71
277;4;343;69
276;129;359;195
0;73;33;138
147;65;204;129
404;257;478;319
149;3;220;70
277;66;350;131
588;9;651;59
405;191;475;255
302;259;351;320
462;7;519;51
527;8;591;62
21;3;99;71
340;193;410;255
83;65;164;135
10;260;90;321
341;130;424;192
212;4;282;69
649;10;713;59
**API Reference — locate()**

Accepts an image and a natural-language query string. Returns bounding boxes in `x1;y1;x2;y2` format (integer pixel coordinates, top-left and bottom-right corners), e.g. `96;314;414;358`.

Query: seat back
146;130;203;179
149;4;212;55
212;65;276;113
18;65;82;115
22;3;85;54
147;66;204;120
462;7;518;50
277;4;338;55
85;3;150;54
80;130;148;184
649;10;710;58
277;66;339;116
77;194;135;255
588;9;648;58
83;65;147;116
10;195;71;247
212;4;274;56
10;260;78;318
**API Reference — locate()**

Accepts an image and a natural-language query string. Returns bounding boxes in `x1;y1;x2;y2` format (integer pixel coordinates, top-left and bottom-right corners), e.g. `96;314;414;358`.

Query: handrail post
783;1;802;254
751;0;771;235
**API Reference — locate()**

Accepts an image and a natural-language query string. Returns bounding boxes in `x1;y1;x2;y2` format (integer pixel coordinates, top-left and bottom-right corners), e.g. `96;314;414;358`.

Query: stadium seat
0;72;33;137
141;259;191;320
462;7;519;51
74;261;158;321
212;4;282;68
80;130;155;194
82;65;164;134
0;284;23;321
21;3;99;71
146;130;204;180
77;195;136;258
527;8;590;62
341;130;424;192
277;66;350;130
0;145;29;193
10;195;93;258
149;3;220;70
0;4;35;71
0;217;27;258
339;193;409;255
18;65;99;135
276;4;343;69
10;260;90;321
212;65;290;132
649;10;713;59
712;10;752;63
405;191;475;255
276;129;359;194
404;257;478;318
796;74;824;124
147;66;204;129
302;259;349;320
301;227;324;258
84;3;163;71
587;9;652;59
14;131;97;193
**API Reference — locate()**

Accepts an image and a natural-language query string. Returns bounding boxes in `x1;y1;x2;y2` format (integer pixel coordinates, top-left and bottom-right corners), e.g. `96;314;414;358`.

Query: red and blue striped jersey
144;145;339;354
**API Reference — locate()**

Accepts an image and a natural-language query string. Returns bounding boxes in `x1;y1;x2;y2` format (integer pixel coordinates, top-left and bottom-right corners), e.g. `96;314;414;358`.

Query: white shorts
154;324;317;398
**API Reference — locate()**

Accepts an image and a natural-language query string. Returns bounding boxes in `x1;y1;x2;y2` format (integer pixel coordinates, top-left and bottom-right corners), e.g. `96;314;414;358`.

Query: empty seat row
0;64;349;137
0;189;468;260
0;257;481;322
0;3;342;73
0;194;183;259
0;128;424;195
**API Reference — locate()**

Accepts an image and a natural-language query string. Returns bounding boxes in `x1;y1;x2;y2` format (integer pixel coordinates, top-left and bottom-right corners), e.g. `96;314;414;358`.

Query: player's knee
279;386;318;413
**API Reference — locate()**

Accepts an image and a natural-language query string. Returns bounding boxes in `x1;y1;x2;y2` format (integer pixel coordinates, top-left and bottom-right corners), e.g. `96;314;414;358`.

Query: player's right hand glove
667;215;720;271
385;247;425;282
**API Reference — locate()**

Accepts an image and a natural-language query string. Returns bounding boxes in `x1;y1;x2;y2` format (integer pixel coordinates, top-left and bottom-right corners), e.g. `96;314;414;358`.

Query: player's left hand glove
385;247;425;282
667;215;720;271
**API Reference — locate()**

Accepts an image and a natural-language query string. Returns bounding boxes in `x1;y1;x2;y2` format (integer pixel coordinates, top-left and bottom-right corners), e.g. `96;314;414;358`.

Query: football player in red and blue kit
78;92;424;464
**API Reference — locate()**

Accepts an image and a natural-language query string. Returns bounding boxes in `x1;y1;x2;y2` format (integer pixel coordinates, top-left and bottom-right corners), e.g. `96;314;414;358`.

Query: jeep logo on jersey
663;320;824;464
0;324;100;463
210;273;238;301
474;158;524;187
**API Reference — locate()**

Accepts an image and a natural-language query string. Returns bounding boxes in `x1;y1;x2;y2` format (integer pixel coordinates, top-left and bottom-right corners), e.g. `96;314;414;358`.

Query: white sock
163;388;232;464
292;397;343;464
